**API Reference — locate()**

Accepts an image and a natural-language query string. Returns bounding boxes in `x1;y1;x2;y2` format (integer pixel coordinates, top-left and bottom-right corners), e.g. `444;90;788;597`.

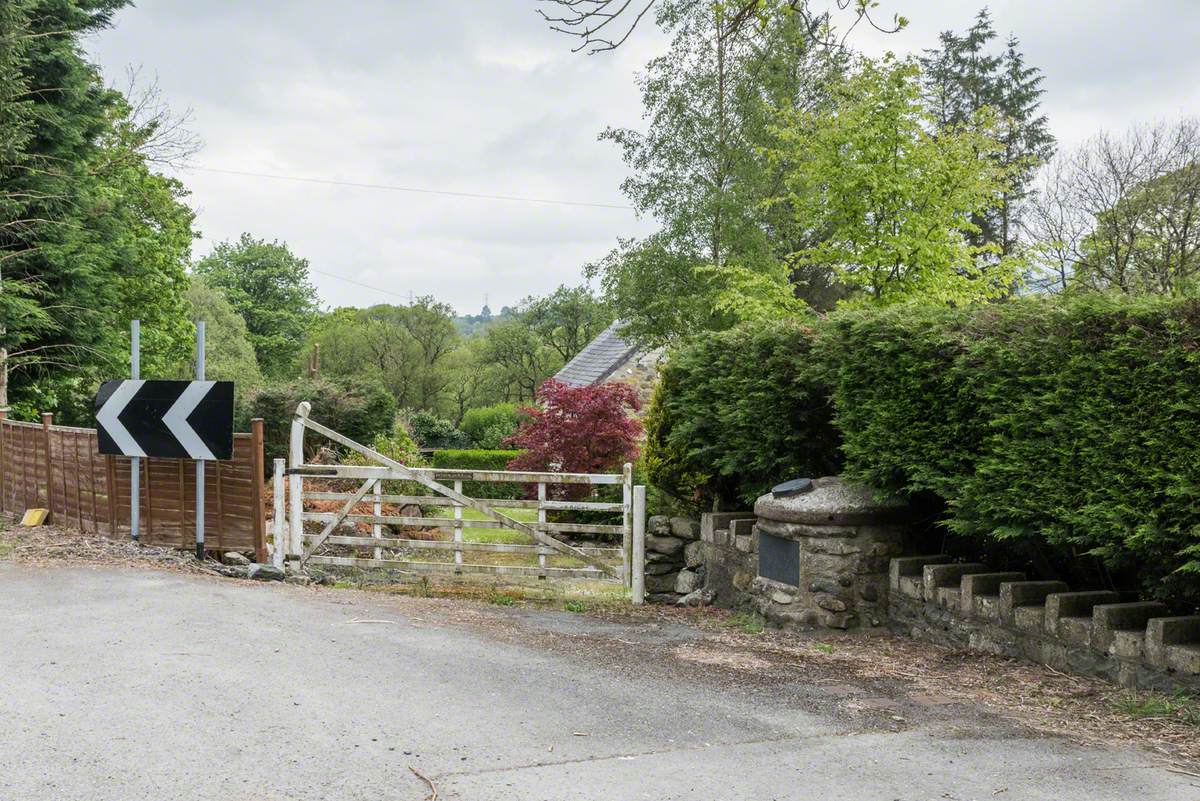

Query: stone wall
681;519;1200;689
674;513;1200;690
646;481;1200;690
887;555;1200;691
643;514;703;603
696;512;757;607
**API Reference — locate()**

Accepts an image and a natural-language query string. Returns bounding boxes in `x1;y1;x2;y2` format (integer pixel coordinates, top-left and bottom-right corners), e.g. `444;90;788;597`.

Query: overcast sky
86;1;1200;315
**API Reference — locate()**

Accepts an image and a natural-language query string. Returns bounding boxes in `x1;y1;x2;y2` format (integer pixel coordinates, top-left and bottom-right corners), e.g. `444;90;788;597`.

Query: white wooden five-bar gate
272;402;646;603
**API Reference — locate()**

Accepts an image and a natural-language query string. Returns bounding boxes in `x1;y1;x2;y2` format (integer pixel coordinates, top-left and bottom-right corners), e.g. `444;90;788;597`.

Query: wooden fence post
250;418;267;562
142;457;153;541
536;481;547;576
71;431;82;530
0;409;6;516
105;455;117;535
453;479;464;570
87;434;98;534
372;478;382;561
41;412;53;520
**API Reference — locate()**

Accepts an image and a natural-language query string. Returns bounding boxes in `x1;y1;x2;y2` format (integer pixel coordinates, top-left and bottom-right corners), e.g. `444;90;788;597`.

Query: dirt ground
4;523;1199;782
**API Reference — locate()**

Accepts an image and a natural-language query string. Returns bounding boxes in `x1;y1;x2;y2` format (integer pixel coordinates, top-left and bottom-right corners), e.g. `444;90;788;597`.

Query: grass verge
723;610;765;634
1110;690;1200;727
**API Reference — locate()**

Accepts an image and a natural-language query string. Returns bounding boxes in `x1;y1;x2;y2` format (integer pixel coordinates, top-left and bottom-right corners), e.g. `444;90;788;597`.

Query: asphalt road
0;563;1195;801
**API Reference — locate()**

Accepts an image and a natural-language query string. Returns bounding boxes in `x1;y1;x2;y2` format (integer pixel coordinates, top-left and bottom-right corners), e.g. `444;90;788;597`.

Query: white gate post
453;479;464;570
372;478;382;561
632;484;646;605
622;462;633;588
536;481;548;576
288;402;310;562
272;458;286;569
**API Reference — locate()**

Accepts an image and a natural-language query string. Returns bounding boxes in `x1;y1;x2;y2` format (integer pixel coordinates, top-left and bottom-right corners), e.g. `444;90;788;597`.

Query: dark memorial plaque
758;531;800;587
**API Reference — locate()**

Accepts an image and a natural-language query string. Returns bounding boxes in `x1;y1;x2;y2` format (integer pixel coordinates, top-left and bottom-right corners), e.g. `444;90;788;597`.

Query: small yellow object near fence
20;508;48;527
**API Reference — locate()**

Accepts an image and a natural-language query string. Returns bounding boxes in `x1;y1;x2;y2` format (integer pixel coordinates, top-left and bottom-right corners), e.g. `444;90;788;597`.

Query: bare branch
112;66;203;168
535;0;904;54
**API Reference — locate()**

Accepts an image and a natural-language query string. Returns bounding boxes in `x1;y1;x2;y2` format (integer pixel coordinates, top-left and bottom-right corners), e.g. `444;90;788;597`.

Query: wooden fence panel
0;420;46;515
0;414;266;556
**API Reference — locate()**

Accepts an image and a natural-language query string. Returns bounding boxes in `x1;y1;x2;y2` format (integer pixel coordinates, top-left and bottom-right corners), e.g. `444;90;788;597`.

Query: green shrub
344;429;423;467
643;319;841;511
651;295;1200;609
406;410;470;449
461;403;523;448
429;449;526;500
473;423;512;450
238;376;397;464
341;429;425;498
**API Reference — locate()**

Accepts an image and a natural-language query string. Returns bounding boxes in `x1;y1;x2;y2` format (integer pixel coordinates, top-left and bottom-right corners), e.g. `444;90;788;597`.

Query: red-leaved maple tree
506;380;642;486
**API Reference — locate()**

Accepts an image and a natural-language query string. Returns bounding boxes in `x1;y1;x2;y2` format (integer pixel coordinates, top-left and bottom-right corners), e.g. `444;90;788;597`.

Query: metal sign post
100;320;232;556
195;321;205;561
130;320;140;543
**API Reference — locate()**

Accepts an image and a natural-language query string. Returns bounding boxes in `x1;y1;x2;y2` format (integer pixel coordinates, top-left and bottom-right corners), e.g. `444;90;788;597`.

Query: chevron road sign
95;380;234;460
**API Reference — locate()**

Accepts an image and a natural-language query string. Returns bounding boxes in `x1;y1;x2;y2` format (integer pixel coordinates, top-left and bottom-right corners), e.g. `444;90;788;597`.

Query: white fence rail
272;402;646;602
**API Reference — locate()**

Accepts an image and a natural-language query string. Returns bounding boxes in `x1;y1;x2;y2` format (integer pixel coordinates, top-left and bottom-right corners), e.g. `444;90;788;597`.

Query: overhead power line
182;165;635;210
308;267;413;301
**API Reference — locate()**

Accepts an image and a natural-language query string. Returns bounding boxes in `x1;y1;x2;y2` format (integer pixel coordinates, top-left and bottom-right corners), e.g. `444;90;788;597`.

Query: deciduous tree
1025;119;1200;294
519;285;612;362
507;380;642;490
477;317;561;402
193;234;319;378
180;278;262;388
772;56;1019;305
587;2;847;345
536;0;904;55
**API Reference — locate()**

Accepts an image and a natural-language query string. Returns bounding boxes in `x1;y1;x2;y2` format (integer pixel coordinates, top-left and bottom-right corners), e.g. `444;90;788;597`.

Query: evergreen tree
0;1;50;410
0;0;197;421
920;8;1053;257
994;34;1054;254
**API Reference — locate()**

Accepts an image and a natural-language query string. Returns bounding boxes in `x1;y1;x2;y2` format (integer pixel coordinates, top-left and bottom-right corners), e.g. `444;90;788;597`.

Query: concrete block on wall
1091;602;1168;654
922;563;988;604
1044;591;1121;643
1145;616;1200;670
998;580;1069;626
961;572;1025;619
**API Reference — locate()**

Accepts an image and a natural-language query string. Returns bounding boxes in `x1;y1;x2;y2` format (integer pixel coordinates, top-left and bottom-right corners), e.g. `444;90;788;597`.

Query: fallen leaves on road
1;524;222;574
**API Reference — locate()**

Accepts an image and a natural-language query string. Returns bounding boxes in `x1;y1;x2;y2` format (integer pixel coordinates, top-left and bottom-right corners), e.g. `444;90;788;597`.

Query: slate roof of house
554;320;640;387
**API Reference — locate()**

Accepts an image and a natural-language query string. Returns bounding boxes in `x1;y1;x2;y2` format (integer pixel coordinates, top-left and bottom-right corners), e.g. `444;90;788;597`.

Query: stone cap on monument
754;476;909;526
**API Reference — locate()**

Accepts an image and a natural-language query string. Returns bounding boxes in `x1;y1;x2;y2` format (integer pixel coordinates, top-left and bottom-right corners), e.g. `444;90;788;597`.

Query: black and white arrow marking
95;380;234;460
